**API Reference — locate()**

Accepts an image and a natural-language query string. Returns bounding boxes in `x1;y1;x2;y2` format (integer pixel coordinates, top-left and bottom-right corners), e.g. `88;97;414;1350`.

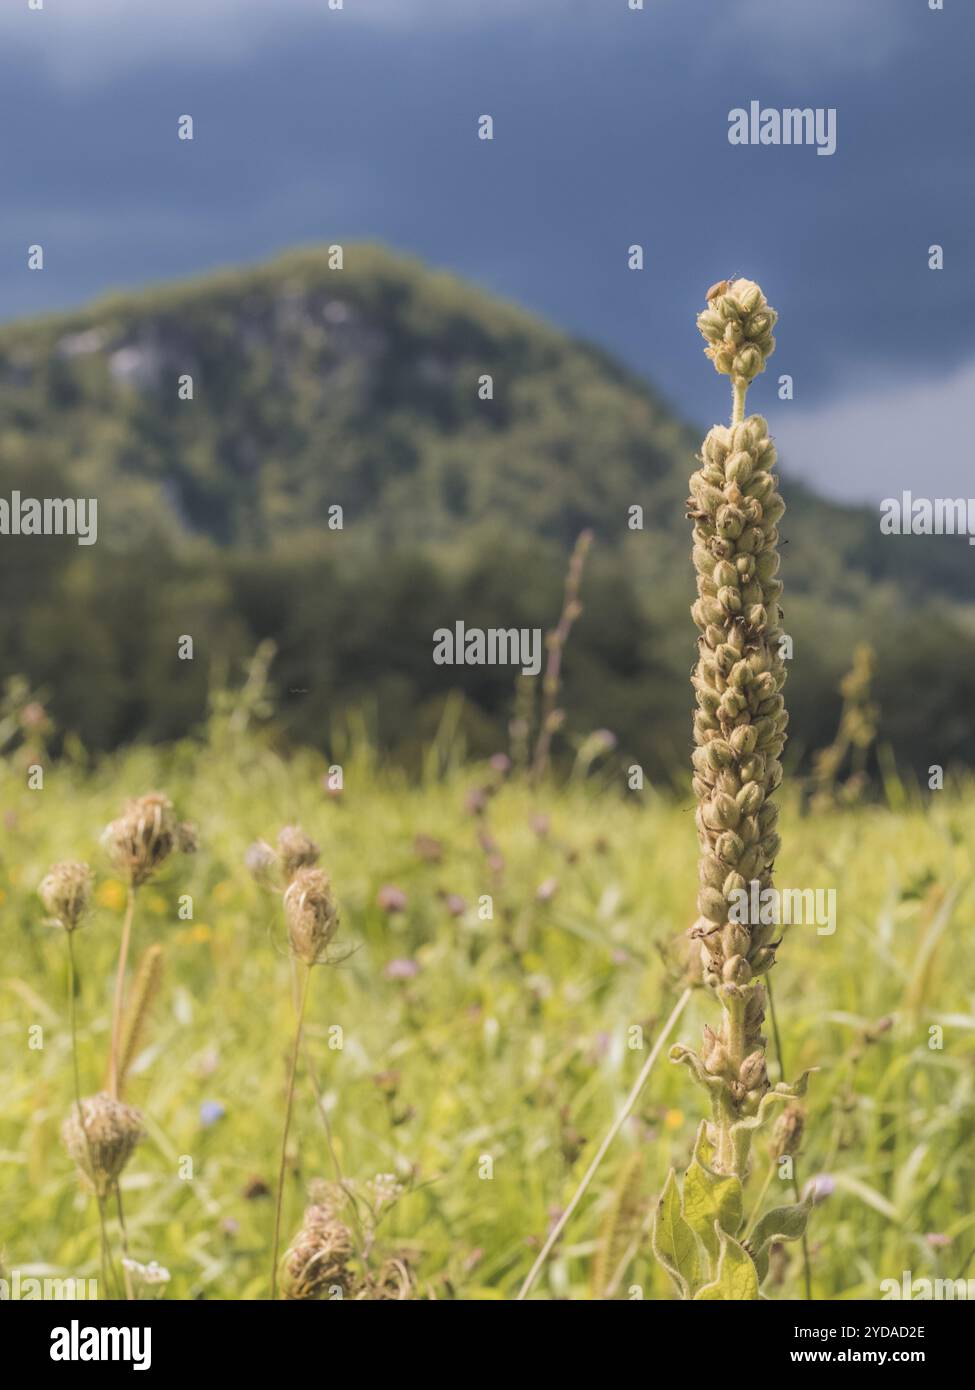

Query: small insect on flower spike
651;279;814;1301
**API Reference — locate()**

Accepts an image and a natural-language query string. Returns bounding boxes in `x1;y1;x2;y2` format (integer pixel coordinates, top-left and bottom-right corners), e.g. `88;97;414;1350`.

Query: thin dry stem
517;986;692;1300
107;887;136;1099
270;964;313;1299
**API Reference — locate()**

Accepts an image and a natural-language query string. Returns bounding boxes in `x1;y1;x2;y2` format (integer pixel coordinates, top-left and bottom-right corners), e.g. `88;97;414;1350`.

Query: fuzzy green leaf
652;1169;699;1297
694;1222;760;1300
669;1044;727;1096
681;1122;743;1261
749;1195;813;1283
729;1070;817;1173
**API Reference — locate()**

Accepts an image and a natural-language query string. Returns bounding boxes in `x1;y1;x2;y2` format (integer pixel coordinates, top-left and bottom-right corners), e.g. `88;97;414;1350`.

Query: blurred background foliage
1;244;972;777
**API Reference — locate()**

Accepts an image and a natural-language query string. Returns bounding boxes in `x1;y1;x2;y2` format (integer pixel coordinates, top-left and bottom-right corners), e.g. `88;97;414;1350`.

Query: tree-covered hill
1;245;972;771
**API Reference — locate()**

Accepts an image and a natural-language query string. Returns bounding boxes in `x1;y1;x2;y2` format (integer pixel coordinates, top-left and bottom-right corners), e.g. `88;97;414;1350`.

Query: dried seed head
284;867;339;965
39;861;94;932
276;825;320;881
282;1202;355;1300
62;1092;144;1197
354;1257;414;1301
101;793;196;887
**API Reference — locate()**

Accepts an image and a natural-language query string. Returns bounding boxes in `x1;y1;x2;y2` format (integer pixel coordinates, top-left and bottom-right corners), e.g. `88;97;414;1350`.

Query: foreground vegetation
2;711;973;1299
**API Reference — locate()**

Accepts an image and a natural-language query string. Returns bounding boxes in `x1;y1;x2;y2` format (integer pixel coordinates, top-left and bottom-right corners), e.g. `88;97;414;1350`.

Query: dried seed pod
281;1202;355;1300
62;1092;145;1198
276;825;320;882
39;862;94;932
284;867;340;966
101;793;196;887
770;1103;806;1159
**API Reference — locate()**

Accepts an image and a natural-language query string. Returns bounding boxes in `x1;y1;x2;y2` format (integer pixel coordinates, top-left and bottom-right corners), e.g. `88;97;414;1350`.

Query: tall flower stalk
652;279;812;1301
264;846;341;1300
101;793;196;1099
40;862;117;1298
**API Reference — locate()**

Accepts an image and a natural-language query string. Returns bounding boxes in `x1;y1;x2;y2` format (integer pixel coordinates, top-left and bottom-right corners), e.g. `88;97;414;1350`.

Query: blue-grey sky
1;0;971;504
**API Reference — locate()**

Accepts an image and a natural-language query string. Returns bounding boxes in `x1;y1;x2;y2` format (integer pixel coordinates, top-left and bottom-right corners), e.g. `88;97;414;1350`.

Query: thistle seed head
284;867;340;966
276;825;320;881
39;861;94;932
101;792;196;887
62;1092;145;1197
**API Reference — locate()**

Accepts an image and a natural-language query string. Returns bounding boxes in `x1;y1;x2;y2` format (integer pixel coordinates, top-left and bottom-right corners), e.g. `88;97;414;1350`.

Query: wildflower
199;1100;226;1128
244;838;278;886
464;787;490;816
122;1258;171;1289
283;868;340;966
62;1092;144;1198
377;884;407;913
101;793;195;887
536;877;559;903
367;1173;404;1209
413;833;443;863
38;862;93;932
385;957;419;980
804;1173;835;1204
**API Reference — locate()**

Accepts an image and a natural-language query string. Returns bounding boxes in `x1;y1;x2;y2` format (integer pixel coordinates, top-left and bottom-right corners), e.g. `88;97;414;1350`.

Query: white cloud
0;0;565;85
712;0;910;78
767;359;975;505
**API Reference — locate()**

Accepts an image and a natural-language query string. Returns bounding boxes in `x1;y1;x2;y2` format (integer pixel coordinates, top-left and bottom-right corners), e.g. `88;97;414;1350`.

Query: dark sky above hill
1;0;971;505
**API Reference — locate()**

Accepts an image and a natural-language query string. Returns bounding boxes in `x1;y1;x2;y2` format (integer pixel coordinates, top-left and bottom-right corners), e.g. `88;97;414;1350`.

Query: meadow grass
2;732;974;1299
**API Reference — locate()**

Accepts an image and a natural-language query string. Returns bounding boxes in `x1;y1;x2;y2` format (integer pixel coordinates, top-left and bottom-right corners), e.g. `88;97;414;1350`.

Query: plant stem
767;979;812;1300
732;377;748;425
108;887;136;1099
516;985;692;1300
115;1185;134;1300
66;931;117;1299
714;990;747;1176
530;529;592;786
743;1160;776;1241
270;963;313;1300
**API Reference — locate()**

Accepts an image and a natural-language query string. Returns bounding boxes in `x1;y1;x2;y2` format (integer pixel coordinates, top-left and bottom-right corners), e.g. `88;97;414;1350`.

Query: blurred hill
1;244;973;773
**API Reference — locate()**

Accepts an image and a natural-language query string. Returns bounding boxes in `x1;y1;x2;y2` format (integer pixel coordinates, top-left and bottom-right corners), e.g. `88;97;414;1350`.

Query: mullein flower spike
650;283;813;1303
679;279;804;1175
